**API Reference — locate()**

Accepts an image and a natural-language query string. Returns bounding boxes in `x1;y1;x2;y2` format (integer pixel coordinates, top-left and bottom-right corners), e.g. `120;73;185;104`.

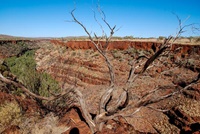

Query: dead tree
68;9;199;133
0;8;199;133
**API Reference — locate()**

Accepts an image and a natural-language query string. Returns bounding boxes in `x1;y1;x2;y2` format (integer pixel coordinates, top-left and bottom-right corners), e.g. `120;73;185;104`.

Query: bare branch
99;86;114;113
0;73;97;133
140;86;160;98
122;107;142;118
96;4;118;50
73;88;97;133
0;73;50;101
191;23;200;34
71;9;93;40
71;8;115;86
106;89;129;116
135;90;180;108
139;13;195;75
126;55;149;87
92;8;105;38
141;46;168;73
68;8;197;133
147;106;169;112
97;5;113;31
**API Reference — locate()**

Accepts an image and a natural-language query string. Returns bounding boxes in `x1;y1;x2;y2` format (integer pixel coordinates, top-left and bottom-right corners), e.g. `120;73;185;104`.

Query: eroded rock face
50;39;200;54
60;108;92;134
36;40;200;88
33;39;200;133
52;40;161;51
1;39;200;133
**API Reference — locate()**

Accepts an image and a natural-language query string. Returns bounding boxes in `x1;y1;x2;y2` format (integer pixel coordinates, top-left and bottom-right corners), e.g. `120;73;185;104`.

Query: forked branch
71;8;115;86
0;73;96;133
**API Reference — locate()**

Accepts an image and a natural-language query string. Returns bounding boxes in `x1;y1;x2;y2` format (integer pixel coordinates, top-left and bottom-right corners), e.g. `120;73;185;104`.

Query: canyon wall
50;40;200;55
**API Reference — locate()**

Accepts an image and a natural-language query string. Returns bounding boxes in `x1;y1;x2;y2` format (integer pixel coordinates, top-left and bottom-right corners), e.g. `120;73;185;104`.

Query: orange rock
60;108;92;134
1;125;20;134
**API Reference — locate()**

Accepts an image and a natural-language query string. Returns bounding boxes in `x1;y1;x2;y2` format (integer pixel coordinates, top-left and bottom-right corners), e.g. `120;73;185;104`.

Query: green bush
124;48;138;55
5;50;60;97
111;50;122;59
158;36;166;41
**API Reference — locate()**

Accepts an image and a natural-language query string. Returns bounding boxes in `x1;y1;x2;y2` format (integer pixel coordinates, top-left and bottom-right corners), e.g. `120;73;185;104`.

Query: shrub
124;48;137;55
91;51;99;58
0;64;8;73
111;50;122;59
0;101;22;131
0;41;29;57
71;51;76;56
4;50;60;97
158;36;166;41
123;36;134;39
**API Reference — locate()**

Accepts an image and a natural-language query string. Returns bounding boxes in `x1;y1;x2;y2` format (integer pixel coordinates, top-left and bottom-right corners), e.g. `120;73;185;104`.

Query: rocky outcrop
166;108;199;133
0;39;199;59
34;39;200;133
50;40;200;55
35;39;200;87
51;40;162;51
60;108;92;134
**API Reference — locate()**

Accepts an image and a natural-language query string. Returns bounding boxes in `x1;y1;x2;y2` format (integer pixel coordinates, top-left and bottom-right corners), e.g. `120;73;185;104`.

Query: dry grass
0;101;22;132
178;98;200;117
154;118;180;134
20;113;70;134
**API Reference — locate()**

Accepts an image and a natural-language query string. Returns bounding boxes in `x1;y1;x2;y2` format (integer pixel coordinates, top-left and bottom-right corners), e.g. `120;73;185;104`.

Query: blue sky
0;0;200;37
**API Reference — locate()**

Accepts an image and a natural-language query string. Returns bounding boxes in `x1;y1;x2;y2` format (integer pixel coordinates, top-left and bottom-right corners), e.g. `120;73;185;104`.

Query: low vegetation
4;50;60;97
0;101;22;131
